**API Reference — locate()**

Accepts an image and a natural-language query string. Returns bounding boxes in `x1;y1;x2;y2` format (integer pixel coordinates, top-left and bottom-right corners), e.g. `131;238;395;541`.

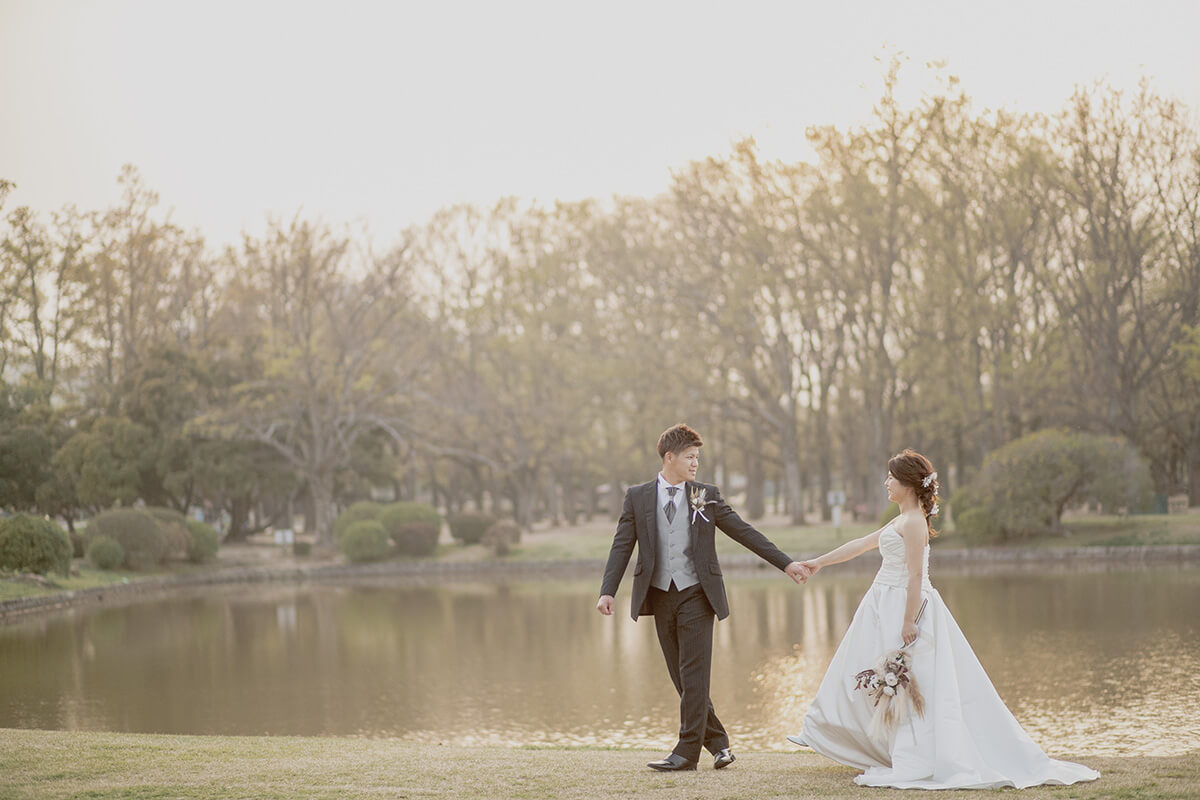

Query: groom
596;423;806;771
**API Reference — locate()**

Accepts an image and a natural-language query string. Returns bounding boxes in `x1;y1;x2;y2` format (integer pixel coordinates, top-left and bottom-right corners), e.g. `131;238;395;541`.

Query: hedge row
334;501;445;561
81;508;221;570
332;502;525;562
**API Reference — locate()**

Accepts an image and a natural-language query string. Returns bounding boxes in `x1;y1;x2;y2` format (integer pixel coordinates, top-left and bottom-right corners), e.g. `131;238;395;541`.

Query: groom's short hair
657;424;704;459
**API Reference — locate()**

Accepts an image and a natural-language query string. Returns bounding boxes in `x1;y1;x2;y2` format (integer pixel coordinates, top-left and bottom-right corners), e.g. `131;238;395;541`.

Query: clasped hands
785;560;820;584
597;560;821;615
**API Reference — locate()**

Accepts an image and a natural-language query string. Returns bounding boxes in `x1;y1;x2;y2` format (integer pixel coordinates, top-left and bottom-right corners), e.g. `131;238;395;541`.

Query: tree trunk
865;394;889;518
562;469;578;526
547;473;562;526
609;475;623;519
224;494;252;543
310;470;335;547
514;468;539;529
744;423;765;519
1189;441;1200;507
780;420;805;525
816;385;833;522
427;463;440;509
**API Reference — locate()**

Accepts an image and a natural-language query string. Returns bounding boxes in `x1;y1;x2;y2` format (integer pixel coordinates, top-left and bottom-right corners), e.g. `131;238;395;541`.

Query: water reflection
1;568;1197;756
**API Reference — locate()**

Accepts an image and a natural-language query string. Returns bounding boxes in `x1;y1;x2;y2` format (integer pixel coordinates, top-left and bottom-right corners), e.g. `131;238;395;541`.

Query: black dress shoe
647;753;698;771
713;747;735;769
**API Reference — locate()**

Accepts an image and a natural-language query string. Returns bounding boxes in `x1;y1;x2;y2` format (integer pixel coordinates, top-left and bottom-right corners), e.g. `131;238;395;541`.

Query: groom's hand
784;562;808;584
596;595;615;615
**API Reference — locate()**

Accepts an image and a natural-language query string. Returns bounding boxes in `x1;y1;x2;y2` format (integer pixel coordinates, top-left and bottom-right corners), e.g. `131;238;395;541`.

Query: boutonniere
688;486;717;524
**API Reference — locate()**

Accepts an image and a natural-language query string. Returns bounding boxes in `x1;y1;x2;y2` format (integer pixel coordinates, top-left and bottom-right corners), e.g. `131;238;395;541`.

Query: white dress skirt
794;523;1100;790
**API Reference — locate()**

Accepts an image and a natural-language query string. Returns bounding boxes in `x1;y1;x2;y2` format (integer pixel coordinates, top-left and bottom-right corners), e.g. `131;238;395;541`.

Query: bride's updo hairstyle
888;449;941;537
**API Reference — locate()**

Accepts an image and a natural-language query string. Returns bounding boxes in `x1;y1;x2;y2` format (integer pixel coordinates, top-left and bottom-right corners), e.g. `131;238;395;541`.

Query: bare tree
204;218;428;545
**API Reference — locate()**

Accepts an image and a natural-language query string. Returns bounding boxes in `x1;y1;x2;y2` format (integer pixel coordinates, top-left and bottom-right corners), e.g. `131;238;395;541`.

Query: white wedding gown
793;521;1100;790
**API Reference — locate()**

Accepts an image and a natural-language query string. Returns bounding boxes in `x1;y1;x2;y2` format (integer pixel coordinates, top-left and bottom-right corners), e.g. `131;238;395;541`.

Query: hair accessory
921;471;938;489
929;502;940;516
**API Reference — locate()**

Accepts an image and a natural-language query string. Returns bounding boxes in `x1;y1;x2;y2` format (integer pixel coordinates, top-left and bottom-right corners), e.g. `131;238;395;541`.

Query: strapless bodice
872;519;931;589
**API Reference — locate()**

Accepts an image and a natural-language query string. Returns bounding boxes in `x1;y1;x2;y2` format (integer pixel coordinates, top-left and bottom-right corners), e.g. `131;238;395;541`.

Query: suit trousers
649;582;729;761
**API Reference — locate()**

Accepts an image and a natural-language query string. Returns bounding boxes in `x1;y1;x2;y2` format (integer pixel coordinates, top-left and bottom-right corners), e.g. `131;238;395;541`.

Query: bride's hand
901;620;918;646
800;560;820;579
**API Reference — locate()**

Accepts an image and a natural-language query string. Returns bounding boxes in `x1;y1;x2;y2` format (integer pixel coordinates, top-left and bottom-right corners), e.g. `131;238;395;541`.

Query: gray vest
651;485;699;591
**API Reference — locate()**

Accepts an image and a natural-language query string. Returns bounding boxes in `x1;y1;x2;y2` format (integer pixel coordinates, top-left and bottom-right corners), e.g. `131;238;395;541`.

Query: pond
2;565;1198;757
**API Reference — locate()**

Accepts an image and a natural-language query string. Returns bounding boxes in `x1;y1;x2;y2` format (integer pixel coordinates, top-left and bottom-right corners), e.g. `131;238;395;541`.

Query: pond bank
3;543;1199;623
1;728;1195;800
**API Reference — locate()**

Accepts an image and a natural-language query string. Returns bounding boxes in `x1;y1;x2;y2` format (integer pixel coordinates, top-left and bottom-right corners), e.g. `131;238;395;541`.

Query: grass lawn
1;729;1196;800
0;567;142;602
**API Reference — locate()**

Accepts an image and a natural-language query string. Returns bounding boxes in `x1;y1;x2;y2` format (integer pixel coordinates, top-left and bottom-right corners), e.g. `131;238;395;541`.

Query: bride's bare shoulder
894;512;927;542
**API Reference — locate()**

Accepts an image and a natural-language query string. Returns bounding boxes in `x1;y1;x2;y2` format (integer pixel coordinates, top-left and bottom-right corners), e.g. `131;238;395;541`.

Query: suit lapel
684;481;699;549
642;480;659;549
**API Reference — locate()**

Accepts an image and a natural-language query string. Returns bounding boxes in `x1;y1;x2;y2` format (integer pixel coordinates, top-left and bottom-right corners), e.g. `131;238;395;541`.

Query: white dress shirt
657;472;686;517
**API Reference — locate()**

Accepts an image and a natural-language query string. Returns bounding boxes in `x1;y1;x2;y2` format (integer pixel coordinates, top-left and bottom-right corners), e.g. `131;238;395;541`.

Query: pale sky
2;0;1199;247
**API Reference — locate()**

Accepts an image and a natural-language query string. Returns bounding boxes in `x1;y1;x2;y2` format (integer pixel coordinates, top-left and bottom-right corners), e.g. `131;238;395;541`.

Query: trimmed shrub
448;512;497;545
142;507;191;557
185;520;220;563
879;502;900;526
380;501;441;531
292;540;312;557
334;501;383;540
482;520;521;557
380;502;441;556
143;506;189;527
340;520;389;563
87;536;125;570
85;509;169;569
953;429;1154;542
392;521;439;557
0;514;72;575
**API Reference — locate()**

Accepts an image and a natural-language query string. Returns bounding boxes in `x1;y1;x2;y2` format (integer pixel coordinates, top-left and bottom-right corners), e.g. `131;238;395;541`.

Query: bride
789;449;1099;790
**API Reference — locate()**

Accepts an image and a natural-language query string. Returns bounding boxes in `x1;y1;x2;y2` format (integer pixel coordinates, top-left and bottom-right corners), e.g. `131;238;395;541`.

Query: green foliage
86;536;125;570
333;502;383;540
380;503;441;556
879;503;900;526
85;509;169;569
34;444;83;531
448;512;498;545
6;80;1200;538
117;346;226;511
184;520;219;563
142;506;188;527
380;502;441;531
0;514;72;575
55;418;152;509
952;429;1154;542
0;425;52;511
482;520;521;556
340;520;389;563
292;540;312;557
391;522;439;557
143;507;192;557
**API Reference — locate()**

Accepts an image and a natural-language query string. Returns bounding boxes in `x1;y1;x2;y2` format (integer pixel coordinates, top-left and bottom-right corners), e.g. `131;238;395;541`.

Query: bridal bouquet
852;599;927;742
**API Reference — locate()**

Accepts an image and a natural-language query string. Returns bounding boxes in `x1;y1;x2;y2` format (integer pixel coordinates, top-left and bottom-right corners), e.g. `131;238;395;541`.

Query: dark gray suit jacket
599;479;794;620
